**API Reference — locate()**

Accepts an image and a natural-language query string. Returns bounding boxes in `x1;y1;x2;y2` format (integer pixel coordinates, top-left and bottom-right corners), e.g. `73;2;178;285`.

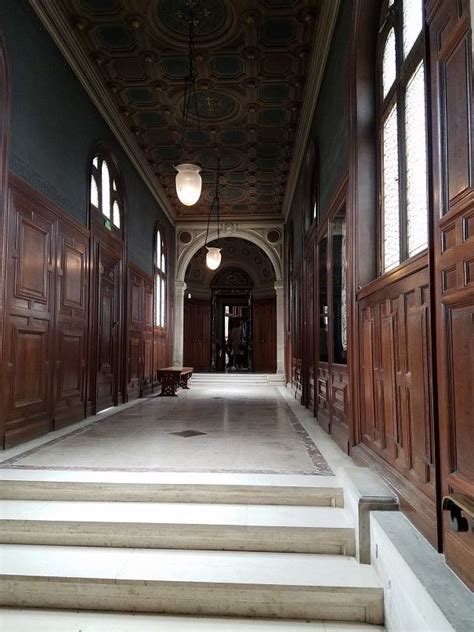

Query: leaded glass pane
383;104;400;271
101;161;111;218
403;0;423;58
90;175;99;207
155;276;161;327
160;278;166;327
112;201;121;228
383;29;396;98
405;62;428;257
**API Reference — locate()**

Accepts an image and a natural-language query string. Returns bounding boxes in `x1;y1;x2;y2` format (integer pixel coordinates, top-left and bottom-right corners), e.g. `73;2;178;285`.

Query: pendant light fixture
204;157;222;271
175;13;202;206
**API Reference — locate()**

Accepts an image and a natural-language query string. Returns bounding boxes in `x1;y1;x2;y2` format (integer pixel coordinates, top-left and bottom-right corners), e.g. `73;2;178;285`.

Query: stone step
191;373;285;385
0;545;384;624
0;471;343;506
1;609;385;631
0;500;355;555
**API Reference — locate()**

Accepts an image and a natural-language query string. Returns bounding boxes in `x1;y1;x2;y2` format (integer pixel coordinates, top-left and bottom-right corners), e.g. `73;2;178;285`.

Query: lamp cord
179;14;201;162
204;157;221;248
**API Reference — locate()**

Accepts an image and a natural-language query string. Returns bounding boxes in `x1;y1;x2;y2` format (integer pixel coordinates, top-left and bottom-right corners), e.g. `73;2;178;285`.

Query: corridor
0;384;332;476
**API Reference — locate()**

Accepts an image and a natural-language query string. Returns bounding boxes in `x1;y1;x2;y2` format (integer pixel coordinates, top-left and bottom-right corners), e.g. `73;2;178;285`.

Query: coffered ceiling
31;0;340;222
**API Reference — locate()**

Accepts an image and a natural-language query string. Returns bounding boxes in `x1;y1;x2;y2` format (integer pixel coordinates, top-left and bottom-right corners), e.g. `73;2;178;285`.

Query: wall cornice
282;0;341;222
30;0;175;224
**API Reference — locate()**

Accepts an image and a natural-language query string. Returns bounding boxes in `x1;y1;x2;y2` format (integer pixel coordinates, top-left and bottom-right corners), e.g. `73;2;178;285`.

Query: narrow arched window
378;0;428;272
154;228;166;328
90;152;122;230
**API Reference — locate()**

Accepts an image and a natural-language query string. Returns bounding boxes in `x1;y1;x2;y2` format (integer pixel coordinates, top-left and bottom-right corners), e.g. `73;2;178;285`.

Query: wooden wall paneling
428;0;474;587
347;0;380;449
354;260;438;545
127;266;143;401
89;231;123;415
53;221;89;428
303;244;315;410
2;181;56;447
253;298;277;373
0;36;10;447
142;276;154;395
183;299;211;372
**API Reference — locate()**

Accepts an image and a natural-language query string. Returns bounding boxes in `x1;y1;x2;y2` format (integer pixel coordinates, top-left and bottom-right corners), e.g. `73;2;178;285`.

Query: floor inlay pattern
0;386;332;475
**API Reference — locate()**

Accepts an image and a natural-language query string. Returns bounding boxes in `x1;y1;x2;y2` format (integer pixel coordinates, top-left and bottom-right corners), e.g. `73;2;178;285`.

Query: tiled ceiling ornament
53;0;321;218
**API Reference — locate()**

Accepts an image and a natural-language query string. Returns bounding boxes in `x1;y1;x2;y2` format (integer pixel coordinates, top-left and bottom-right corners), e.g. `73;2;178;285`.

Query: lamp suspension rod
204;157;221;248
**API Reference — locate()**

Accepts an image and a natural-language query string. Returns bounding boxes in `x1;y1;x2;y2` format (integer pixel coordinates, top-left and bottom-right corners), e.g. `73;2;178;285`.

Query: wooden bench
156;367;193;396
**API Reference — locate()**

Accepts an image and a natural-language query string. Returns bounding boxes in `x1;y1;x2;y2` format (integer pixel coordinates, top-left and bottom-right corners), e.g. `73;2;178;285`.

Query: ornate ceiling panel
38;0;323;219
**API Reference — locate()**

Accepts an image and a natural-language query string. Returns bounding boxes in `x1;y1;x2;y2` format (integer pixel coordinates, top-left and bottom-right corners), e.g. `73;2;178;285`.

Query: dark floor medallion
170;430;208;438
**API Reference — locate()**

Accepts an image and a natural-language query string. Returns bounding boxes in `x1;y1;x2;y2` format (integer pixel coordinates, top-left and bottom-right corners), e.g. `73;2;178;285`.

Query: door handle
443;494;474;533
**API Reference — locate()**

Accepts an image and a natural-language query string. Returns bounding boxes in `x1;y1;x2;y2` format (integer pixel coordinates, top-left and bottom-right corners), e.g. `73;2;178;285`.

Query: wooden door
304;243;315;410
2;184;55;447
253;298;276;373
127;267;143;401
92;242;122;413
429;0;474;588
183;299;210;371
53;223;88;428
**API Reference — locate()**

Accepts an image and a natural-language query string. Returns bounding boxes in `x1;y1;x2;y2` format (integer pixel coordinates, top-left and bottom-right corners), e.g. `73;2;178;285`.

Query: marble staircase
0;471;384;629
190;372;286;386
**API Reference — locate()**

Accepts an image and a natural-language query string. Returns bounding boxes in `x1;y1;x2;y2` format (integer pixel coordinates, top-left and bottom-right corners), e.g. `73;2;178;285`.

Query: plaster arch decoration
176;226;283;284
174;224;285;373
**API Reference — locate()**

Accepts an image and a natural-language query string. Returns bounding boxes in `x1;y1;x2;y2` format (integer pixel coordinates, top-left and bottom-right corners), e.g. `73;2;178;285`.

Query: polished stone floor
1;385;331;475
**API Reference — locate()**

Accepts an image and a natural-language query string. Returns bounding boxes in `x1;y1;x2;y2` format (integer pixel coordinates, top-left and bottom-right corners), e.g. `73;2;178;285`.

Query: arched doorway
183;238;277;373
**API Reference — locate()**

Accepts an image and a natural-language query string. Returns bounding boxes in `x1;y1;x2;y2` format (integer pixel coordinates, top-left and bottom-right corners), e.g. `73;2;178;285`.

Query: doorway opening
183;238;277;373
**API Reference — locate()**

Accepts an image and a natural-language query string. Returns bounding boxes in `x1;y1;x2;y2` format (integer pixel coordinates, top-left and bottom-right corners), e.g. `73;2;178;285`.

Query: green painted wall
288;0;352;269
0;0;173;275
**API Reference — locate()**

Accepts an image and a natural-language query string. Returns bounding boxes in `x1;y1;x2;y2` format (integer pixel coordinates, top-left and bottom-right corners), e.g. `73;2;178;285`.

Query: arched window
90;152;122;230
154;228;166;328
378;0;428;272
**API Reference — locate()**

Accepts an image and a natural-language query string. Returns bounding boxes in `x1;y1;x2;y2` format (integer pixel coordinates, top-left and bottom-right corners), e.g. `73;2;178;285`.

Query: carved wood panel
53;226;88;428
428;0;474;587
357;261;437;544
2;184;55;447
183;299;211;372
253;298;276;373
127;268;143;401
92;242;121;413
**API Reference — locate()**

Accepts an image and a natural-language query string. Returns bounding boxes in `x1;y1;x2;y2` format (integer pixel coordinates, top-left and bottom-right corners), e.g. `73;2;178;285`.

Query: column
274;280;285;374
173;280;186;367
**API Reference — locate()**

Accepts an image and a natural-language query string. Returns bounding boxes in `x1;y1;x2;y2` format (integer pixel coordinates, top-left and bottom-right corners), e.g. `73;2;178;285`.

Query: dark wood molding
0;35;10;446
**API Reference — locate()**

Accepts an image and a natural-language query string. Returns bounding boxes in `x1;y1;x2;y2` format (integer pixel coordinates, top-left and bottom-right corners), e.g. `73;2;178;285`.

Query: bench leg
179;374;191;389
158;374;179;396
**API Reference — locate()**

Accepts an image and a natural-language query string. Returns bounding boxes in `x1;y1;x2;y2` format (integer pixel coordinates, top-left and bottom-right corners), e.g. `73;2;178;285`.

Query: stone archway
173;227;284;373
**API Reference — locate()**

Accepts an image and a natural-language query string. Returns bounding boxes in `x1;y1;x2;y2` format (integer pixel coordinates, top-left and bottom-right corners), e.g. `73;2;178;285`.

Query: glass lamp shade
175;163;202;206
206;247;222;270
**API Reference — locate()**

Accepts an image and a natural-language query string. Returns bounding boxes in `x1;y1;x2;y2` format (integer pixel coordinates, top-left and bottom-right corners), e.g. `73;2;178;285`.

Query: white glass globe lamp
175;163;202;206
206;247;222;270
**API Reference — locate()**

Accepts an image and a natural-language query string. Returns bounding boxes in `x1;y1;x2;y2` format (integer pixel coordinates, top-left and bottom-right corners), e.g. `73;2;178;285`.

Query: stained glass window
403;0;423;58
383;106;400;270
90;152;123;232
405;62;428;256
112;201;121;228
378;0;427;273
101;161;110;218
154;229;166;328
90;175;99;207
